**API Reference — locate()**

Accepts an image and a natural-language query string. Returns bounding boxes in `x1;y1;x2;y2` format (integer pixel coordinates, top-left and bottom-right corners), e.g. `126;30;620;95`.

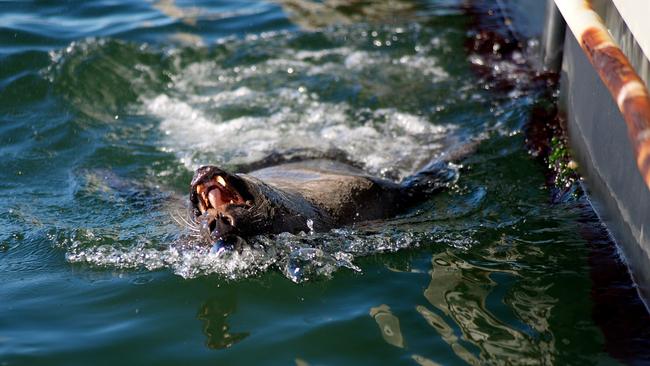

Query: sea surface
1;0;647;364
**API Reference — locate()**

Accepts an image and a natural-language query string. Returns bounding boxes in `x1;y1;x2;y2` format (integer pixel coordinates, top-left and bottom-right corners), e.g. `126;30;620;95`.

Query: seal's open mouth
189;166;253;246
194;175;246;218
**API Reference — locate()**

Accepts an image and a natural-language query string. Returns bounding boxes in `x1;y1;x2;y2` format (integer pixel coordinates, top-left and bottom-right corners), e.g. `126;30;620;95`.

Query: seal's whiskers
170;211;200;232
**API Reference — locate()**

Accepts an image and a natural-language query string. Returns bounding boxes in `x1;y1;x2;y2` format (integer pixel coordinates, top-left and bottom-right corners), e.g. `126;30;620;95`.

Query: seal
189;158;460;249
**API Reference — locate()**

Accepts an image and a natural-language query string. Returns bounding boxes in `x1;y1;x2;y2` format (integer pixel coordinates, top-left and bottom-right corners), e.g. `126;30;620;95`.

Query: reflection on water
197;295;249;350
421;250;555;365
276;0;420;30
370;304;405;348
153;0;201;26
412;353;445;366
295;358;310;366
416;305;480;365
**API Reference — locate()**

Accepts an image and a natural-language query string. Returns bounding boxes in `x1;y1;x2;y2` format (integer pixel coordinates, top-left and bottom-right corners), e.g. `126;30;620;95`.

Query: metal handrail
555;0;650;191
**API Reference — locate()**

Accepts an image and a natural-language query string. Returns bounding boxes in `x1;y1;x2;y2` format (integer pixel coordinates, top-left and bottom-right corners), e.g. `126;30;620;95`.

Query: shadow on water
580;205;650;363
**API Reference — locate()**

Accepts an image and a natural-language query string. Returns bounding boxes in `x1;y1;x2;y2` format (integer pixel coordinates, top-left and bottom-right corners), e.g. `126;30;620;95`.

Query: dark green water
0;0;639;364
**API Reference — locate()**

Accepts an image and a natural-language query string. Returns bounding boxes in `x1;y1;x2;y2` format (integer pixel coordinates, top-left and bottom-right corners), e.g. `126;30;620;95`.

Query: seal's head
190;166;256;250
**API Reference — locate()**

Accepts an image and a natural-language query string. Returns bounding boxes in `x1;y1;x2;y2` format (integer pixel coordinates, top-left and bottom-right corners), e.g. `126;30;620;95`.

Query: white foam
144;53;457;176
145;90;455;177
64;241;276;280
139;28;461;173
294;47;352;61
344;51;373;69
396;55;449;80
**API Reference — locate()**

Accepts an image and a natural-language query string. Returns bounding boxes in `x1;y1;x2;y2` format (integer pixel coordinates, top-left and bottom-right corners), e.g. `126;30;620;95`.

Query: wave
44;21;519;281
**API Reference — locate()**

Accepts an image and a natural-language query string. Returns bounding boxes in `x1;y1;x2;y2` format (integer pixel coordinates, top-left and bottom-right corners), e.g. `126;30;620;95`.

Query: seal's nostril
222;213;237;227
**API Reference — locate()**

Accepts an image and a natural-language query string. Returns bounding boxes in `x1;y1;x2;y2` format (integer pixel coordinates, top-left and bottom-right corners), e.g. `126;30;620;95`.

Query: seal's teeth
216;176;227;187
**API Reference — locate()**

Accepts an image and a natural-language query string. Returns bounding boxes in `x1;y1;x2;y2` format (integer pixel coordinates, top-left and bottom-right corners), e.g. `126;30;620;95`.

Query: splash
55;167;467;282
46;23;501;281
60;224;440;283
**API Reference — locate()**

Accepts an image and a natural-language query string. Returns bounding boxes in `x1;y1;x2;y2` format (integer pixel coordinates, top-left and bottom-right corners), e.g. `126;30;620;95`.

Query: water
0;0;645;364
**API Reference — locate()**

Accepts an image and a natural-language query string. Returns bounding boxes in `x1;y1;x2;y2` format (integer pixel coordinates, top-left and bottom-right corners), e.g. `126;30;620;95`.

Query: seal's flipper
400;138;479;196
